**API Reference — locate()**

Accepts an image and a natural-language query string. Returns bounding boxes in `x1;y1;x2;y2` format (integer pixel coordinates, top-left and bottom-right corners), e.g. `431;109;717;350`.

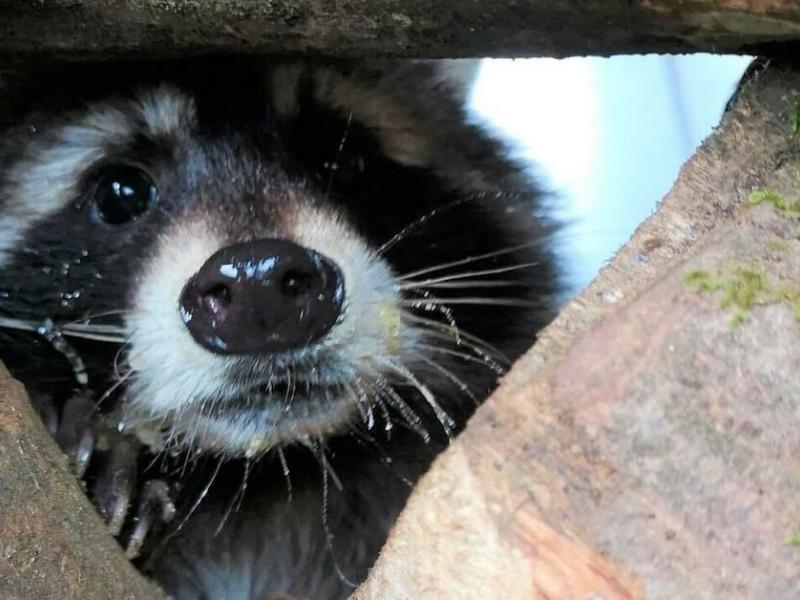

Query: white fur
0;88;194;265
125;200;414;456
126;218;230;415
137;86;196;137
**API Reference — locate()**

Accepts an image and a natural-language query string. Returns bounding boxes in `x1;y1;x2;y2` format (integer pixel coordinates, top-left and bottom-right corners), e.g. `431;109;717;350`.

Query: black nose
179;239;345;355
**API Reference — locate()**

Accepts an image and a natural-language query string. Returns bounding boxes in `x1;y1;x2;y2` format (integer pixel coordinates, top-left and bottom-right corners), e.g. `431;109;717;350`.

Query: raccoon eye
92;165;158;225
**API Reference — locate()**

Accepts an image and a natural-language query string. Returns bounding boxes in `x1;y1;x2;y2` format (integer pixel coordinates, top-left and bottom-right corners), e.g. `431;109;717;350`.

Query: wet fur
0;57;559;599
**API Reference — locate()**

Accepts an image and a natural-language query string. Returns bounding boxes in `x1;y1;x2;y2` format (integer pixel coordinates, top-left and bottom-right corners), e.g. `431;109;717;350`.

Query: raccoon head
0;59;556;457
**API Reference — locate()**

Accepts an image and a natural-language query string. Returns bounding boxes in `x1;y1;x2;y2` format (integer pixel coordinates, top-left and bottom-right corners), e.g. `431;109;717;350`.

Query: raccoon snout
178;238;345;356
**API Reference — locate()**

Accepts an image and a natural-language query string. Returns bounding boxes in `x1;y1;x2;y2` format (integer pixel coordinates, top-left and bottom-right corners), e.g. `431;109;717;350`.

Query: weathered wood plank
0;362;167;600
0;1;799;59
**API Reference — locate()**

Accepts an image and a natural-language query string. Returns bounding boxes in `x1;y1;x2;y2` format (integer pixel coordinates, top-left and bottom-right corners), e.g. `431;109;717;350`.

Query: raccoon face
0;60;555;458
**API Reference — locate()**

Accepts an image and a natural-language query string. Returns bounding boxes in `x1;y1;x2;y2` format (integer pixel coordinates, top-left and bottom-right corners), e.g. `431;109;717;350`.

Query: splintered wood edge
0;363;166;600
354;61;800;598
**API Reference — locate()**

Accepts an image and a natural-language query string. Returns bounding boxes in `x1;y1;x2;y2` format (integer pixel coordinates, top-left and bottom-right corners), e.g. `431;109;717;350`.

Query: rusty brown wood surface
353;60;800;599
0;1;799;59
0;363;167;600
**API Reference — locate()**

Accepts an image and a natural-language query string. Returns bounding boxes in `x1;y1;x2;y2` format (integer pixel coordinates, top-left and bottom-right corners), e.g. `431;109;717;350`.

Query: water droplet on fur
37;318;55;336
60;290;81;308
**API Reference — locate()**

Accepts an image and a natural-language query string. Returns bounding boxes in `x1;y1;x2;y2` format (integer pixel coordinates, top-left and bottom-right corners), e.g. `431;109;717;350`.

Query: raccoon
0;57;558;599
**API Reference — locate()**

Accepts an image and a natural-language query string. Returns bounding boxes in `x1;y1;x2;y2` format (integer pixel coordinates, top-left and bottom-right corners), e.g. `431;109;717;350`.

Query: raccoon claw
29;393;60;438
31;392;172;557
91;434;139;536
30;392;96;477
55;393;96;478
125;479;176;559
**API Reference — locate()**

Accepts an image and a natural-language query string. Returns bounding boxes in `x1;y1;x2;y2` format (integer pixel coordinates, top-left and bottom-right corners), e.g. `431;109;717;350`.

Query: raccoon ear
268;63;441;168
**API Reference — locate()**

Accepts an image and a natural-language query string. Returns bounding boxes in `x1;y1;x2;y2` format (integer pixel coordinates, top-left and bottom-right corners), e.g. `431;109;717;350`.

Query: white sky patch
469;57;598;216
468;54;752;296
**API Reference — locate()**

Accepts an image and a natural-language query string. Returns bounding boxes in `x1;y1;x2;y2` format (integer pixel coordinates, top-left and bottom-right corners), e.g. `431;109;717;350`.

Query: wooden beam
0;363;167;600
1;1;799;60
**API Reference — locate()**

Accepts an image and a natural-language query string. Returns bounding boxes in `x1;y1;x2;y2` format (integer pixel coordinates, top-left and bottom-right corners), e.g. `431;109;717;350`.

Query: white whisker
372;376;430;443
214;458;251;537
400;312;510;363
403;297;539;309
276;446;293;504
0;315;127;343
383;359;454;439
414;342;505;375
415;355;478;405
62;322;127;335
315;438;358;590
165;454;223;543
94;369;135;409
0;316;38;333
398;241;541;281
349;379;375;430
377;196;474;256
402;289;461;344
65;309;132;324
399;260;540;287
401;279;526;290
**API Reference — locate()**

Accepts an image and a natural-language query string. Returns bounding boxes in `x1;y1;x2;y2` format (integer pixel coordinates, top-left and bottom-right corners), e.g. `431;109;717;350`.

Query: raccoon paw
29;392;96;477
90;430;176;558
91;430;141;536
30;392;175;558
124;479;176;559
55;392;96;478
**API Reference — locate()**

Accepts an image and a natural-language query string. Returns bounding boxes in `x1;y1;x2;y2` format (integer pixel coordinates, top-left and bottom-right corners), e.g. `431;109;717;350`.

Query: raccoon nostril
179;238;345;355
281;269;313;298
201;283;232;316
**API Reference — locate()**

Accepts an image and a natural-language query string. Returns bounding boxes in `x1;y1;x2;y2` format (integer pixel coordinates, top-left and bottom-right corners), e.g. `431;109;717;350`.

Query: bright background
467;54;753;297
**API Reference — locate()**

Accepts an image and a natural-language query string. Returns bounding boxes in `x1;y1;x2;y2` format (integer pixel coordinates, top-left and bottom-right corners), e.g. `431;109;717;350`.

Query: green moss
792;165;800;189
684;266;773;327
730;310;746;328
747;187;800;215
766;238;791;252
719;267;770;311
789;532;800;547
686;266;800;326
776;286;800;324
789;103;800;140
683;269;716;292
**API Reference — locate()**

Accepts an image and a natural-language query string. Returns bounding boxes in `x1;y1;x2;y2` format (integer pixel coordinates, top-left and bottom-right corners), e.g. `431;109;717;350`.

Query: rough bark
353;60;800;599
0;363;167;600
0;1;799;60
